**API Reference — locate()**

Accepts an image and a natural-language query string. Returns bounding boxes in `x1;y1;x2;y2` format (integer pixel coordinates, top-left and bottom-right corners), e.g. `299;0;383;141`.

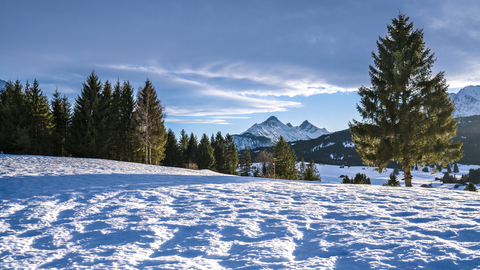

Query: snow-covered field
1;155;479;269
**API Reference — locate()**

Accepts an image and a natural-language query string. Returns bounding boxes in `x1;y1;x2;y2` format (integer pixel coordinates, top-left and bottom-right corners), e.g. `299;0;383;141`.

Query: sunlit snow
1;154;479;269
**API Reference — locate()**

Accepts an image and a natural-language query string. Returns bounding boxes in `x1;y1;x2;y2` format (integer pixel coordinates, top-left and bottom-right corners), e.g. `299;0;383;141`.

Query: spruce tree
164;129;182;167
304;159;321;181
0;80;28;153
97;80;113;158
213;131;228;173
51;89;71;156
135;79;166;164
453;163;459;173
197;133;215;170
186;133;198;165
25;79;53;155
298;158;306;180
225;134;239;175
69;71;103;158
118;80;137;161
240;146;251;176
349;13;462;187
179;129;189;166
273;136;298;180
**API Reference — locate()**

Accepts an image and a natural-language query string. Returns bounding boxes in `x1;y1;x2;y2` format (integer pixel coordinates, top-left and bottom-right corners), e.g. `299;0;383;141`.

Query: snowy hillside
1;155;480;269
233;116;329;150
450;85;480;118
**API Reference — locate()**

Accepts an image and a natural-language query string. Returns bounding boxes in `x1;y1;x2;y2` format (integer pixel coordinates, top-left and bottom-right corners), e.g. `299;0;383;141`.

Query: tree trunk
404;166;413;187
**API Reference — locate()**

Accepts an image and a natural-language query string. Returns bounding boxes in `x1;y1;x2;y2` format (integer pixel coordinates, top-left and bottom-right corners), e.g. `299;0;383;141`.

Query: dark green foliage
240;146;251;176
353;173;371;184
446;163;452;173
304;159;321;181
24;79;53;155
116;80;137;162
436;164;442;172
135;79;166;164
213;132;228;173
349;13;462;187
384;172;401;187
196;134;216;170
255;150;273;177
0;80;28;153
466;168;480;184
51;89;71;156
179;129;189;166
163;129;182;167
442;172;458;184
453;163;459;173
186;133;198;165
422;167;429;173
273;136;298;180
298;158;307;180
342;175;351;184
69;71;104;158
393;168;400;175
225;134;239;175
464;182;477;192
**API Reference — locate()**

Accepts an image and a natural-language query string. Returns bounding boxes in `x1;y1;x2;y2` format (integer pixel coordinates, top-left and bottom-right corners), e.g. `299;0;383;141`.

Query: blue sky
1;0;479;138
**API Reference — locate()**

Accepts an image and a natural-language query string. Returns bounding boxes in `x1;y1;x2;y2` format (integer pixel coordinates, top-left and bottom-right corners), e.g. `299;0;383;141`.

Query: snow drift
1;155;479;269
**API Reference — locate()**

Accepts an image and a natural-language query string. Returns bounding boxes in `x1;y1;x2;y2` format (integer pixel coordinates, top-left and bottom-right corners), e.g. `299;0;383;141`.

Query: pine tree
179;129;189;166
304;159;321;181
298;158;307;180
464;182;477;192
240;146;251;176
186;133;198;165
97;80;113;159
225;134;239;175
164;129;182;167
349;13;462;187
0;80;28;153
118;80;137;162
51;89;71;156
69;71;103;158
273;136;298;180
197;133;215;170
453;163;459;173
384;172;401;187
135;79;166;164
25;79;53;155
213;131;228;173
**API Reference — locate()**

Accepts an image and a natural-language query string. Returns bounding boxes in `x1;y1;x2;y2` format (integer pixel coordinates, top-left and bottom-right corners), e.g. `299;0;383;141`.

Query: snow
1;154;480;269
450;85;480;117
311;142;336;152
343;141;355;148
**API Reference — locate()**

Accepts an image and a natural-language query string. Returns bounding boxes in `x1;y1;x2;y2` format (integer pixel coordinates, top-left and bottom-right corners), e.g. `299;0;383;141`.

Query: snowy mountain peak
450;85;480;118
234;116;330;150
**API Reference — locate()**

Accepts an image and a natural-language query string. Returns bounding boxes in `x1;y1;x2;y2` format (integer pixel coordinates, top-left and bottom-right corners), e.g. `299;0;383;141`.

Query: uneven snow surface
1;155;480;269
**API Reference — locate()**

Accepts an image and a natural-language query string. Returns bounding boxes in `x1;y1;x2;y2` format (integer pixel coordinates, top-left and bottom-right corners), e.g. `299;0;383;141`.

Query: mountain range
232;116;329;150
449;85;480;118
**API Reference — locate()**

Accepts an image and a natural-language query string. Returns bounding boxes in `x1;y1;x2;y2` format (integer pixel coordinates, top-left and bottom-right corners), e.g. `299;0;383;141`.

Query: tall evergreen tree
304;159;321;181
135;79;166;164
25;79;53;155
164;129;182;167
225;134;239;175
240;146;251;176
97;80;114;159
349;13;462;186
51;89;71;156
213;131;228;173
273;136;298;180
179;129;189;166
186;132;198;165
69;71;103;158
0;80;29;153
197;133;215;170
118;80;137;161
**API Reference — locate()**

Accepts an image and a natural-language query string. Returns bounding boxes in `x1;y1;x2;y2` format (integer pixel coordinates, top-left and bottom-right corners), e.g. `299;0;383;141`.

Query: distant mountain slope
449;85;480;118
232;116;329;150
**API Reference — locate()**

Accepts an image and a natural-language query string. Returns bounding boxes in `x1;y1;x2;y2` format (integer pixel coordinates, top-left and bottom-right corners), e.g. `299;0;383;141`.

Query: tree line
0;71;165;164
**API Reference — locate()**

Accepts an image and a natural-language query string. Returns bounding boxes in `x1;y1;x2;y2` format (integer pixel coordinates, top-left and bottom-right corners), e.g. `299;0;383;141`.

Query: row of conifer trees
0;71;166;164
163;129;239;174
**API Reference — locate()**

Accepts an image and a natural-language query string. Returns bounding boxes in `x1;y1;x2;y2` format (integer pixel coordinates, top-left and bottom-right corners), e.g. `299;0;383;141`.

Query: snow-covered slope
1;154;480;269
450;85;480;118
233;116;329;149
